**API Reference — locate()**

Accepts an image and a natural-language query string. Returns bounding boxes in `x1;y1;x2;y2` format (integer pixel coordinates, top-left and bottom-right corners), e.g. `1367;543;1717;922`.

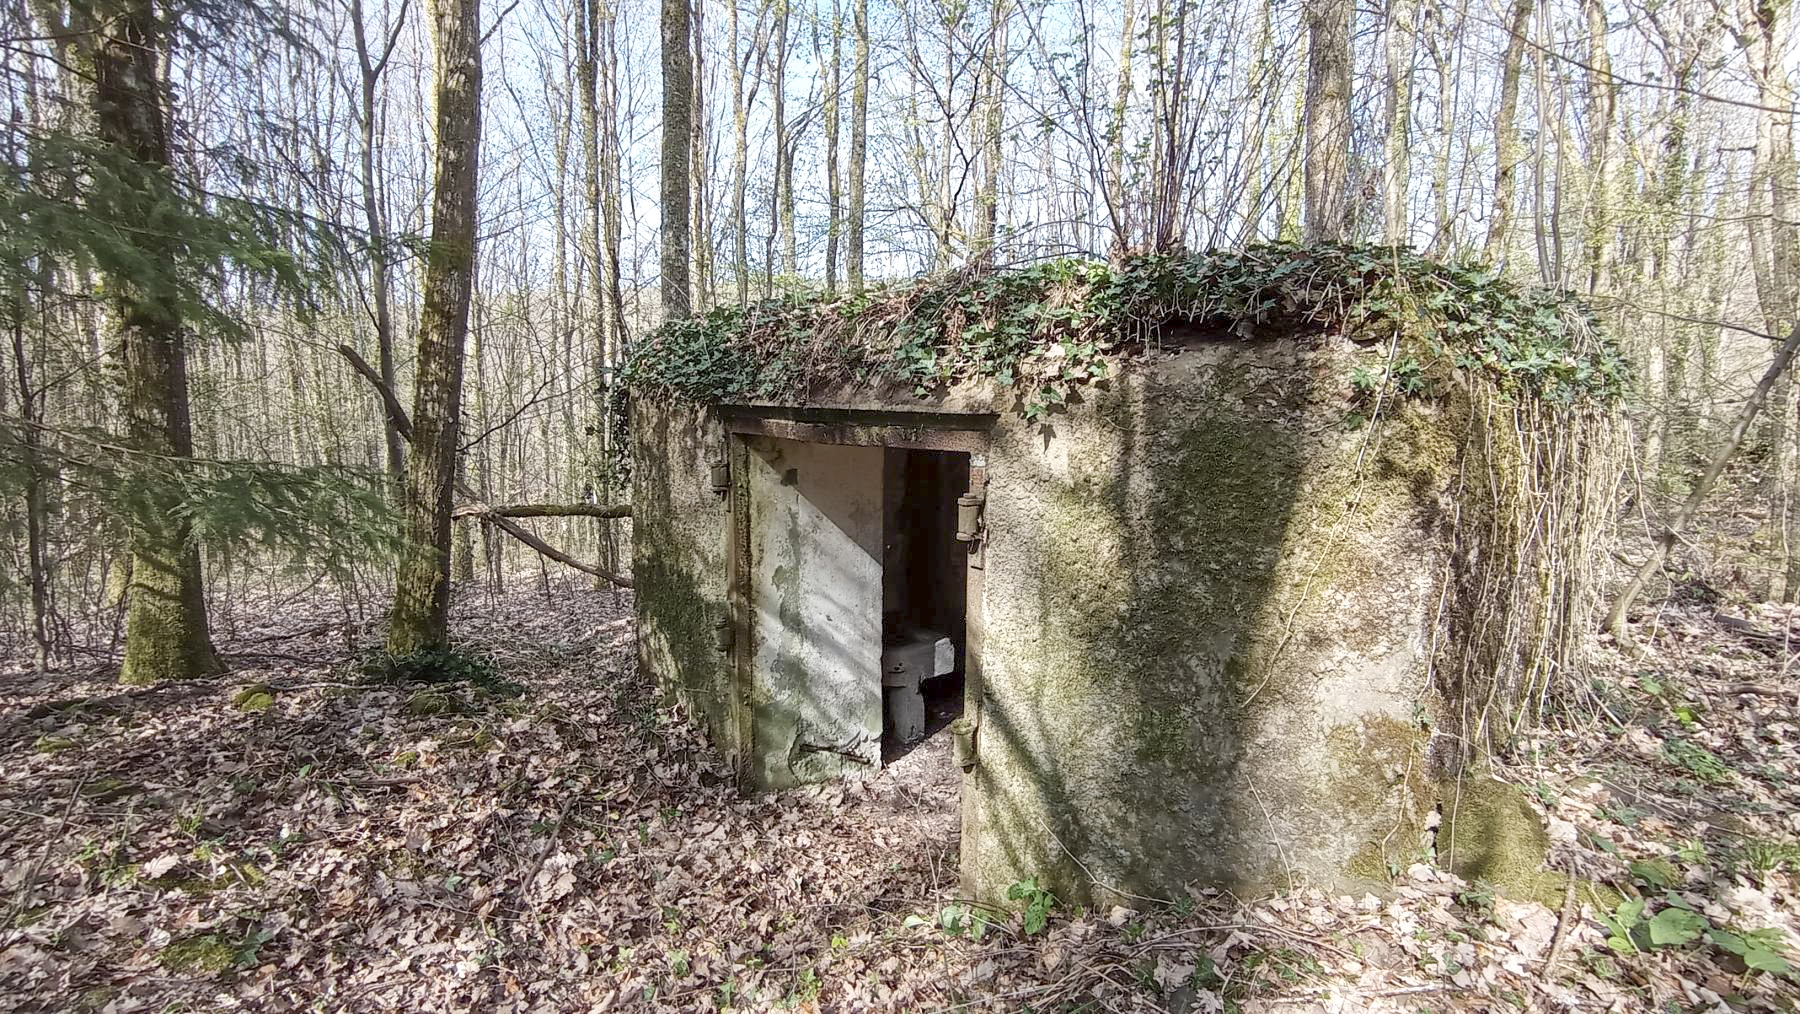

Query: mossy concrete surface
1437;774;1567;906
635;336;1474;905
631;400;739;763
961;339;1450;905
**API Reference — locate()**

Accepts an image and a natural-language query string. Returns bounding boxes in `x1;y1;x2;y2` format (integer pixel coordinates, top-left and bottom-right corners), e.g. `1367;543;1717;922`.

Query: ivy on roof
623;243;1629;420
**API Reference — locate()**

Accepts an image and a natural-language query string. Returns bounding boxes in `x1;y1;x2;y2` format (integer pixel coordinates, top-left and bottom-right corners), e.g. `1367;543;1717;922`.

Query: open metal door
741;436;885;787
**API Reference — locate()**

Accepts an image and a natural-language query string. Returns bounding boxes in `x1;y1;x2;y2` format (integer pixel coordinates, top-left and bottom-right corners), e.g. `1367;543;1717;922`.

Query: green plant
1627;858;1682;890
625;244;1627;423
1599;897;1708;954
1662;738;1731;783
1455;883;1497;918
1732;838;1800;881
1707;927;1793;976
929;902;992;940
1007;877;1057;936
783;968;821;1007
361;647;523;699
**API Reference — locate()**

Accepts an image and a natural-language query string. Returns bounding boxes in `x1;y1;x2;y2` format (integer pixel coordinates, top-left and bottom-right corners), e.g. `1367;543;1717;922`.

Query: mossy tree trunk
661;0;693;320
846;0;868;291
82;0;222;685
1483;0;1532;260
1301;0;1352;244
388;0;483;657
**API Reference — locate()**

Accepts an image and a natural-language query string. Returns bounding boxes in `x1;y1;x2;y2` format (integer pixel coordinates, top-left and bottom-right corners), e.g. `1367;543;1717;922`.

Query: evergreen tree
80;0;222;684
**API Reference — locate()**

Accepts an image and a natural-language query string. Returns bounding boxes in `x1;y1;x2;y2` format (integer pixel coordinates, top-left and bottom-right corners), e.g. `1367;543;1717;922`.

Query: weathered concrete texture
630;399;737;760
743;437;885;787
634;335;1462;905
961;339;1449;905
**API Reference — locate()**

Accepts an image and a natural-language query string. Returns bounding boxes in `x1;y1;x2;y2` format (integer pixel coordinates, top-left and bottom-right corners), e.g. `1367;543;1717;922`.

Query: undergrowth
360;647;524;699
625;243;1628;419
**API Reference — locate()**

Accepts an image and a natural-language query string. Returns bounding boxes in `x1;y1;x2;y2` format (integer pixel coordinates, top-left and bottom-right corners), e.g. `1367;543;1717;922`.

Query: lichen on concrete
956;340;1450;905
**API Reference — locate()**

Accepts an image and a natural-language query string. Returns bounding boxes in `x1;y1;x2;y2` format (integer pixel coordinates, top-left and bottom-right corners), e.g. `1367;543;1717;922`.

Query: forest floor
0;580;1796;1013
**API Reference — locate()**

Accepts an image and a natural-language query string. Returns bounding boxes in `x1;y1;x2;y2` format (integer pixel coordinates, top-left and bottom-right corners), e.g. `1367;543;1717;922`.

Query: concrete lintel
724;411;993;454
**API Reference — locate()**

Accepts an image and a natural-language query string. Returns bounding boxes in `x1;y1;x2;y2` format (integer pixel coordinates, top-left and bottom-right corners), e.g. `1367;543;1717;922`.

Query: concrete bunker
627;247;1624;905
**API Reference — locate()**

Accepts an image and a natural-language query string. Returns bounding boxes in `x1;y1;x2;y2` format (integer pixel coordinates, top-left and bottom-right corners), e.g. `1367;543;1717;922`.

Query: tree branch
336;348;631;588
1606;323;1800;642
453;502;632;520
335;344;413;441
481;512;633;588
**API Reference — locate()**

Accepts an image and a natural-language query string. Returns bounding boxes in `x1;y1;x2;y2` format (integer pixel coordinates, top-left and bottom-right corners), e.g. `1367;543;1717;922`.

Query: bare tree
1301;0;1351;243
388;0;483;656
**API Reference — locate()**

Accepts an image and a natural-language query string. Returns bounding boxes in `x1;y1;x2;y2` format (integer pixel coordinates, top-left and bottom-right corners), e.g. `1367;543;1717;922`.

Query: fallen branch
337;348;632;588
1606;322;1800;643
453;502;631;520
1718;682;1800;701
483;512;634;588
1540;871;1579;984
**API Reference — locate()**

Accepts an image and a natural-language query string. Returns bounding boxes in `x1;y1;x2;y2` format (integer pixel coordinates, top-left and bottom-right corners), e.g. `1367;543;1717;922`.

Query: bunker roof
624;243;1629;420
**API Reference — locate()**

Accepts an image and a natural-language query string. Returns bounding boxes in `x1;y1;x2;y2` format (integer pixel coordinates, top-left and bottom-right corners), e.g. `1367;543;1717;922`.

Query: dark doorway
880;448;969;763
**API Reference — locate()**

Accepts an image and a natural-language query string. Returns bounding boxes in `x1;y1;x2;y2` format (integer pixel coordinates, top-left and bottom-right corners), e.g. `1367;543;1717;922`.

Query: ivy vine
624;243;1628;420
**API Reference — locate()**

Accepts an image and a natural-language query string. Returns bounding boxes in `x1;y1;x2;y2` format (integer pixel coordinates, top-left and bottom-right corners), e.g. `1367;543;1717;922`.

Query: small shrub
362;647;523;699
1007;877;1057;936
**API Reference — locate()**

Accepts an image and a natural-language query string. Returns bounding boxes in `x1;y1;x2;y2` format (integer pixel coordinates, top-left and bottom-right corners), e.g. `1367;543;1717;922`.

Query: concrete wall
633;335;1455;903
962;339;1449;904
630;399;738;761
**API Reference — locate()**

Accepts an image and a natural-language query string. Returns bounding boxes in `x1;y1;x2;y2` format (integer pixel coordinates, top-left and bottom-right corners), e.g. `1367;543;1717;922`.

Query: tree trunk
1580;0;1617;293
661;0;693;320
9;294;51;673
822;1;843;293
82;0;223;684
388;0;482;657
350;0;407;484
774;0;796;277
847;0;869;290
1301;0;1352;244
1382;0;1416;244
1484;0;1532;260
975;0;1009;264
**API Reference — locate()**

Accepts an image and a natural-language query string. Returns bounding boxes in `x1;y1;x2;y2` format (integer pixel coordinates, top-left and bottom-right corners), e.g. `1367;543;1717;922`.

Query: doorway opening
880;448;969;763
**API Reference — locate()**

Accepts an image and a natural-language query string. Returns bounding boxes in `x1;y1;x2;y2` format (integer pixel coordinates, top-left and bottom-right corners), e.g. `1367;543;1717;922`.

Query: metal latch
951;716;978;772
956;491;984;542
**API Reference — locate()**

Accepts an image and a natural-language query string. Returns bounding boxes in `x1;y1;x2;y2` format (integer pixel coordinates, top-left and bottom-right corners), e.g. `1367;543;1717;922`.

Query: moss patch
405;691;458;717
159;933;237;977
233;683;275;713
1437;775;1559;903
32;733;77;753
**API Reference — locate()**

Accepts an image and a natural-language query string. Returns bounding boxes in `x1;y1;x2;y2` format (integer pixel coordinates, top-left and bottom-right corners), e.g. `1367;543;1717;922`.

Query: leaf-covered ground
1;582;1795;1012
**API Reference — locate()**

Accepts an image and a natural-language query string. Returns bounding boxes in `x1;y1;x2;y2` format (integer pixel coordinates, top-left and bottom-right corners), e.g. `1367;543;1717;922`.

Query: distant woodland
2;0;1799;669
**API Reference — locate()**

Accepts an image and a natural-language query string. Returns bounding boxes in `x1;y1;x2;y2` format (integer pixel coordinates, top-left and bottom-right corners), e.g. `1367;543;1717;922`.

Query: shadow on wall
630;401;740;759
969;340;1432;904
